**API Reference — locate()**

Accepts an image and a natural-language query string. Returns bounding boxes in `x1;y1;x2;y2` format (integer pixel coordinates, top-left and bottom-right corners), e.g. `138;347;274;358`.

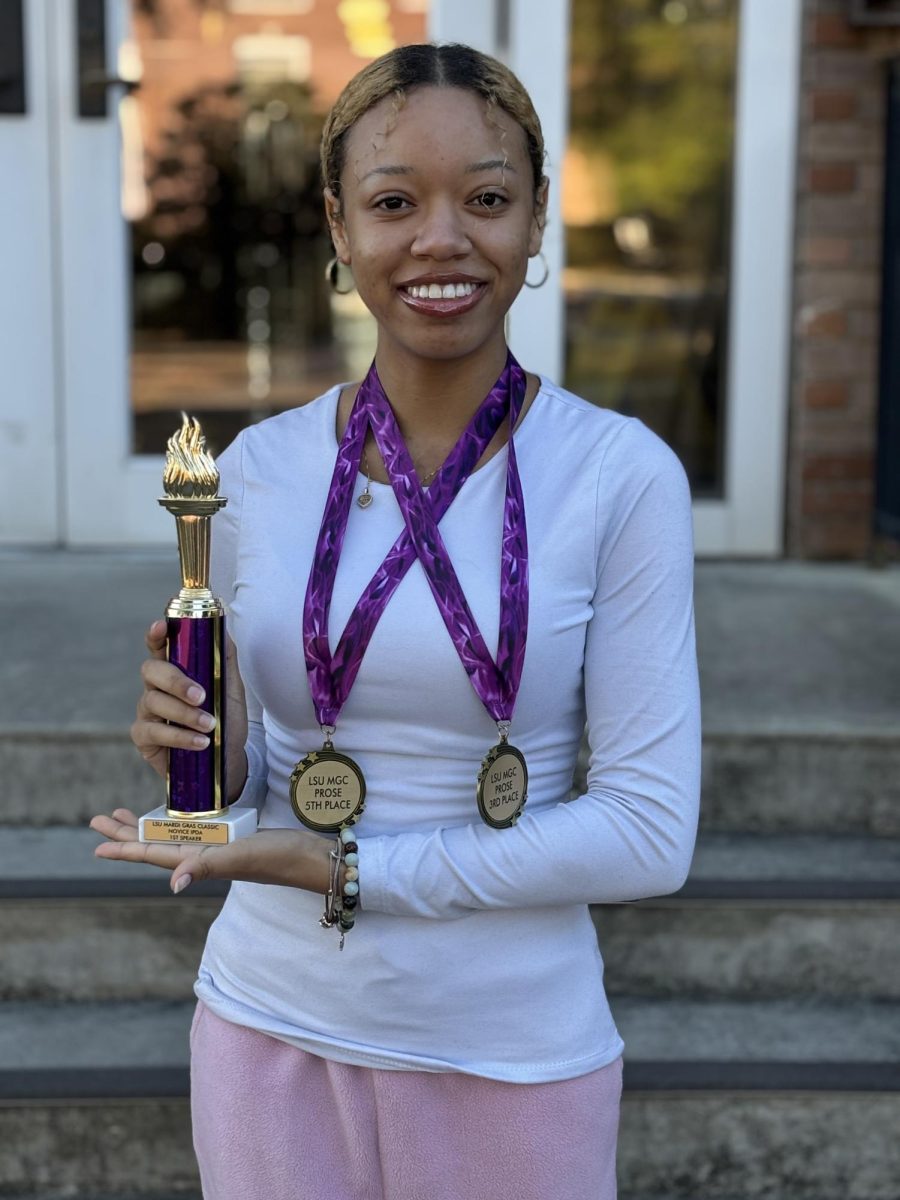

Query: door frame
0;0;61;543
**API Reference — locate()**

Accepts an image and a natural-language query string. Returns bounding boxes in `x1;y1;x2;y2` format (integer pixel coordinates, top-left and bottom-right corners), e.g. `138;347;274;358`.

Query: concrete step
573;731;900;836
2;828;898;1002
6;998;895;1099
5;727;900;833
596;900;900;1001
0;999;896;1198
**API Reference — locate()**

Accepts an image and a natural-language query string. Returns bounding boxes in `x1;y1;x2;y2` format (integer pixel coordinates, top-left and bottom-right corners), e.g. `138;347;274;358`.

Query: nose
410;199;472;260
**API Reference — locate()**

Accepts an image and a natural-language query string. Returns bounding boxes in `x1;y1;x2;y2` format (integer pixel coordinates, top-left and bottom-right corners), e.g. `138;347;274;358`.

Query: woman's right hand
130;620;249;798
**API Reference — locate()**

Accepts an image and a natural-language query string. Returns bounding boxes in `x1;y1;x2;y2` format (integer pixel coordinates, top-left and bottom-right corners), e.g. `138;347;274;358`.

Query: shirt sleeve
358;421;701;918
211;431;268;811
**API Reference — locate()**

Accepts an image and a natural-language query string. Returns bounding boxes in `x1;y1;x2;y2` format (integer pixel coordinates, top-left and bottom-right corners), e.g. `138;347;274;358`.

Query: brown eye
473;191;506;210
375;195;410;211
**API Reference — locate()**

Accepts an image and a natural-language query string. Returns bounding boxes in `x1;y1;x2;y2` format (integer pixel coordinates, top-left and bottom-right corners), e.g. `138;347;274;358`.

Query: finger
111;808;140;828
142;689;217;735
131;717;210;753
90;812;141;842
145;619;168;660
94;838;184;869
141;658;207;706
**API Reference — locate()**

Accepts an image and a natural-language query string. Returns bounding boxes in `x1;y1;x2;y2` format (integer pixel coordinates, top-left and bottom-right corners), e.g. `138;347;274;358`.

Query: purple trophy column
167;615;226;814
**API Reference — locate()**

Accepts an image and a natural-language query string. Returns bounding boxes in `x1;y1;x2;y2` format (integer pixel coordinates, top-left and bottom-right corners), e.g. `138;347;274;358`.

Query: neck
372;341;510;441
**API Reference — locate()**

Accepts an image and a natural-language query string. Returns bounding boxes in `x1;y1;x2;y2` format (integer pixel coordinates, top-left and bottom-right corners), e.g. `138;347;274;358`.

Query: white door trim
54;0;169;545
0;0;60;543
719;0;801;555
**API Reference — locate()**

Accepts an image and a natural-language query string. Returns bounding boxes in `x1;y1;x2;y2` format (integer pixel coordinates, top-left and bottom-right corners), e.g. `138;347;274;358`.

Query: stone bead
343;841;358;854
342;895;358;910
340;827;356;844
344;852;359;866
344;880;359;896
344;867;359;882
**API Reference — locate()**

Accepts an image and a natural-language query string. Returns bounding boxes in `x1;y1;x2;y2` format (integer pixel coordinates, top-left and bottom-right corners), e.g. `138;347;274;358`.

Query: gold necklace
358;449;439;509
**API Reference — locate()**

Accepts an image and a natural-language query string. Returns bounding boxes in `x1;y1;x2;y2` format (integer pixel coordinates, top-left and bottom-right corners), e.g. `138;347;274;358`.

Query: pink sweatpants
190;1001;622;1200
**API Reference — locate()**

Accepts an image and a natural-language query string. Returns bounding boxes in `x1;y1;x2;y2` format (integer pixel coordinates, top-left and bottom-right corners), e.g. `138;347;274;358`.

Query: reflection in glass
564;0;738;495
124;1;428;455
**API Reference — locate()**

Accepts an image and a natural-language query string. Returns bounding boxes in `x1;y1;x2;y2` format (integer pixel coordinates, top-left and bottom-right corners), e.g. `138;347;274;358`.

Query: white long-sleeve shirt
196;374;701;1083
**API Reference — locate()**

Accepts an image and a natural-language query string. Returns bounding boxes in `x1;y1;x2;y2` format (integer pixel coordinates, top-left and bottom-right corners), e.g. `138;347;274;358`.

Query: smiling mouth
402;281;481;300
398;279;487;316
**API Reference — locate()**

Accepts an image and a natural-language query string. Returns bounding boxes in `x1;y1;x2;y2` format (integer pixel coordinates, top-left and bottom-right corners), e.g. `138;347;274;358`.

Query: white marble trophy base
138;805;258;845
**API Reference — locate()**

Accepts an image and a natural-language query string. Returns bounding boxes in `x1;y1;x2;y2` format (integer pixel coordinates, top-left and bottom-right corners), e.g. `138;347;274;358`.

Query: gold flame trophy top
158;414;227;609
158;413;227;516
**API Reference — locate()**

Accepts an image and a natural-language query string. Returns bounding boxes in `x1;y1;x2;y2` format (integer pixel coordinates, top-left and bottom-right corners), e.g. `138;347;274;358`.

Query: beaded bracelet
320;826;359;950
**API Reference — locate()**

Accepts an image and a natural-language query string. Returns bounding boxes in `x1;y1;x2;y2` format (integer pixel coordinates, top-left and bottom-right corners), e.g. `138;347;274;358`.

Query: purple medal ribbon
304;352;528;730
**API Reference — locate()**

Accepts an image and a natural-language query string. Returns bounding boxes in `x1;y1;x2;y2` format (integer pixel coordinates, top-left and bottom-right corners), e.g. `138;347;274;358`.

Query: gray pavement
1;550;899;733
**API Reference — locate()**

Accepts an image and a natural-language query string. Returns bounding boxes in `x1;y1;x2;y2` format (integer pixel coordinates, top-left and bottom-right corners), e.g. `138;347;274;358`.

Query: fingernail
187;685;205;704
192;734;210;749
173;874;192;895
198;713;216;731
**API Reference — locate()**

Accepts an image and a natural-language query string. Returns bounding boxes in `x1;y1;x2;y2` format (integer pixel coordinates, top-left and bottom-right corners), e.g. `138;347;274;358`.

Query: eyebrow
359;159;517;182
466;159;516;174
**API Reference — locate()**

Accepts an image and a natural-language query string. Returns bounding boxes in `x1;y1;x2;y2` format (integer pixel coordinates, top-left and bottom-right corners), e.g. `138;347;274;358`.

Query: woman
91;42;700;1200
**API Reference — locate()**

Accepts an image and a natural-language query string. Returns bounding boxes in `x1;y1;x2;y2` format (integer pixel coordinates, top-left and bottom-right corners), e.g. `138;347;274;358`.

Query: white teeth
405;282;478;300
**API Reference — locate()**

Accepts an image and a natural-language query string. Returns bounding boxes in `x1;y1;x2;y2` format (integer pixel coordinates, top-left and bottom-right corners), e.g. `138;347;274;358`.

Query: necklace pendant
476;737;528;829
357;488;373;509
290;739;367;833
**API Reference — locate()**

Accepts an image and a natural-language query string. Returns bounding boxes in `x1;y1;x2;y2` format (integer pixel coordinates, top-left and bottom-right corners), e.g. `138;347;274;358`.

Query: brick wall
790;0;900;557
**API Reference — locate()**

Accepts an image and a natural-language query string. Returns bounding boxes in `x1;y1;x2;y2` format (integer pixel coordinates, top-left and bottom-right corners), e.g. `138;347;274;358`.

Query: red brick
803;381;849;409
802;485;873;517
810;90;858;121
802;453;874;481
798;519;872;559
812;14;862;48
802;309;849;337
799;338;875;376
800;237;853;267
805;123;881;162
808;163;858;193
796;268;880;307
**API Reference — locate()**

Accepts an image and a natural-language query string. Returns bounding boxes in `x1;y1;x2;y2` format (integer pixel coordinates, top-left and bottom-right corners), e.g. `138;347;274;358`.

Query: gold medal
476;739;528;829
290;740;366;833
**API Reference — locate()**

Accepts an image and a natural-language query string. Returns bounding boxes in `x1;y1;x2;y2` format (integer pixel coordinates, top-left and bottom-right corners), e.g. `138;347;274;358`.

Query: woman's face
326;85;546;370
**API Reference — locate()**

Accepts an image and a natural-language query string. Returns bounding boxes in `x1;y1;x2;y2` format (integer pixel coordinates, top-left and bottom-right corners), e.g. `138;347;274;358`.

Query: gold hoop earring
326;256;354;295
524;251;549;290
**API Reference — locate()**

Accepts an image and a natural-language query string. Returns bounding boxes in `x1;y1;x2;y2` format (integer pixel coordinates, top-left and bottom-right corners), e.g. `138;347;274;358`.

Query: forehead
341;85;530;184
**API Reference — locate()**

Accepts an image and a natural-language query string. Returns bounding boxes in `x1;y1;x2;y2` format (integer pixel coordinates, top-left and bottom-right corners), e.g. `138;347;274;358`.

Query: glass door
56;0;428;544
563;0;739;498
506;0;802;555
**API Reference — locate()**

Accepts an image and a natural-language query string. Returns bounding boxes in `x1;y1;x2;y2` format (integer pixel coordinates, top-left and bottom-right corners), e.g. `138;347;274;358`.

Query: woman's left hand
90;808;332;895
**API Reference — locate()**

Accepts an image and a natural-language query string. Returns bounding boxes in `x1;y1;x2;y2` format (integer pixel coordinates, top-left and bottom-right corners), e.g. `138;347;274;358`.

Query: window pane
125;0;428;456
564;0;739;496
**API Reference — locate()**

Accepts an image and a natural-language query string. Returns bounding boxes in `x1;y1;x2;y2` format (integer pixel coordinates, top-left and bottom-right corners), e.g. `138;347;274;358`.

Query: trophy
138;414;257;845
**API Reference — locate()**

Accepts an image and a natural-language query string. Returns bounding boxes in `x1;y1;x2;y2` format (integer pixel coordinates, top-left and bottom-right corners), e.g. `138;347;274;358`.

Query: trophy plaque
138;415;257;845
